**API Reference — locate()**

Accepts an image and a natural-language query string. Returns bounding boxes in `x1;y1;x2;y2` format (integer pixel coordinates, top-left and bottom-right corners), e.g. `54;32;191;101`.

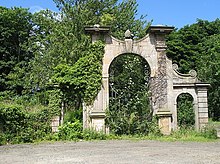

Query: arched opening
106;53;151;135
176;93;195;128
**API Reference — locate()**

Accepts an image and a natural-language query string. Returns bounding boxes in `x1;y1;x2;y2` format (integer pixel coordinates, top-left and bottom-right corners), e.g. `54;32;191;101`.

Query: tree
197;34;220;120
1;1;152;132
0;7;33;94
51;41;105;107
167;19;220;120
53;0;150;39
166;19;220;73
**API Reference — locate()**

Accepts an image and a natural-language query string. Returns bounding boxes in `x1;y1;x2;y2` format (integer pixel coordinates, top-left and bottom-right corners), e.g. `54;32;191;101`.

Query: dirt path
1;140;220;164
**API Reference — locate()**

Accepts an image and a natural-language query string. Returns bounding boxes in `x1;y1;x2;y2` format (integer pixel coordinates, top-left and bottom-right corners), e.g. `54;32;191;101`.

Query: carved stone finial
125;29;132;39
94;24;100;28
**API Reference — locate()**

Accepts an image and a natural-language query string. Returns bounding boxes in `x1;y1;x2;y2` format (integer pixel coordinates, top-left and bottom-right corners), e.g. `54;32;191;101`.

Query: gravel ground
0;140;220;164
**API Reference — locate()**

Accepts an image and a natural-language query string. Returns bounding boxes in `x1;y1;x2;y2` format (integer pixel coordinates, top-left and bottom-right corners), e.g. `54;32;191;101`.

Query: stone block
198;117;209;124
159;117;171;135
198;97;207;103
217;129;220;138
51;116;60;132
198;112;208;118
197;92;207;97
92;118;105;131
157;111;172;135
198;102;208;108
198;107;208;113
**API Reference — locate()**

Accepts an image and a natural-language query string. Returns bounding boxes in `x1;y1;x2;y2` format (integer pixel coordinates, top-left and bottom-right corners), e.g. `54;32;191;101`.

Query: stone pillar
51;116;60;132
83;104;92;129
84;25;110;131
196;83;210;129
173;102;178;130
88;74;108;132
194;101;199;130
148;26;174;135
89;111;106;131
157;111;172;135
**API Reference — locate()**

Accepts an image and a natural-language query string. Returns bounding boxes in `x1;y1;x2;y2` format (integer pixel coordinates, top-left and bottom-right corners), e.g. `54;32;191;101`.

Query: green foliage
47;89;62;115
0;102;53;144
169;126;217;141
57;121;107;141
3;1;219;144
82;129;107;140
0;7;33;94
0;103;26;134
167;19;220;120
58;121;83;140
106;54;152;135
53;0;150;40
64;108;83;123
197;34;220;120
200;124;217;139
167;19;220;73
0;1;151;144
52;41;104;105
110;0;151;39
0;133;7;145
177;94;195;127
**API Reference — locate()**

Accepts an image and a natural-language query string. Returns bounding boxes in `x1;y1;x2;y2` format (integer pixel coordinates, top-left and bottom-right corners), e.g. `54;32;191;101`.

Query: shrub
0;103;26;135
0;102;54;144
169;125;217;141
82;129;107;140
58;121;83;140
0;133;7;145
64;109;83;124
200;125;217;139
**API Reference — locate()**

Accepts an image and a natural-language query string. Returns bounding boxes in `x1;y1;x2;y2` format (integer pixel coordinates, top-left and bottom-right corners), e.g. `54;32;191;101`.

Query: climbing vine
52;41;105;105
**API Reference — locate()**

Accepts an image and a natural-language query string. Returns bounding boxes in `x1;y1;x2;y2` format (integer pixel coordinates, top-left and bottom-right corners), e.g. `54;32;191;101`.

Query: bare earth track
1;140;220;164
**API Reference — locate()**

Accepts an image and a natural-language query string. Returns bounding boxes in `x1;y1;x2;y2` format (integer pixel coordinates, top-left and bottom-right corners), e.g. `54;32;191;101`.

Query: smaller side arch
176;92;195;128
174;90;198;104
172;88;199;130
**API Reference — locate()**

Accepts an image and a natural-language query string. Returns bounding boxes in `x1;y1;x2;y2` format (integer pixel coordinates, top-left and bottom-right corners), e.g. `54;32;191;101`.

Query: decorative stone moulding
172;64;197;78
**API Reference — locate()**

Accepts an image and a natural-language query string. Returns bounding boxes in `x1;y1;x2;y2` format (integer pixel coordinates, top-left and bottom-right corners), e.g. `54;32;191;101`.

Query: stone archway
173;89;198;130
83;25;209;135
107;52;151;135
176;93;195;128
172;64;210;131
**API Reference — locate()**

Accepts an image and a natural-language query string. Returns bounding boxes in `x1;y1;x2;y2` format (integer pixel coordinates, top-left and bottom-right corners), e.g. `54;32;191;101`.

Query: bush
0;103;26;135
169;125;218;141
58;121;83;140
170;127;199;139
200;125;217;139
57;120;108;141
0;102;54;144
0;133;7;145
64;109;83;124
82;129;107;140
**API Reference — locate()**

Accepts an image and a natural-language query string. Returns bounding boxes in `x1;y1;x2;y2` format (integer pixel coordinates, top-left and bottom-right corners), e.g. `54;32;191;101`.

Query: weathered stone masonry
82;25;209;135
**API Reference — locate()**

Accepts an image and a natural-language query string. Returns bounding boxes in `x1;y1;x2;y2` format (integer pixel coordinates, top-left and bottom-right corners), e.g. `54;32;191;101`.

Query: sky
0;0;219;29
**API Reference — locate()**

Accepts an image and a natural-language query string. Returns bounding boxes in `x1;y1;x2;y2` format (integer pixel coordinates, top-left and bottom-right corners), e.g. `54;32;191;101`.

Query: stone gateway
83;25;209;135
